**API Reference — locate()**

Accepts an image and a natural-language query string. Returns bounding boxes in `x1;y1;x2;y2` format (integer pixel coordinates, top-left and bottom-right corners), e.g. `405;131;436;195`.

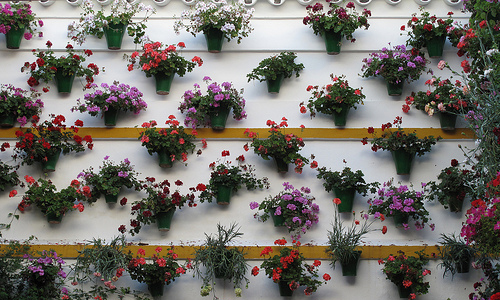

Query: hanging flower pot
5;26;25;49
103;107;119;126
274;156;288;173
386;80;404;96
426;35;446;58
156;209;175;231
216;185;233;205
104;191;120;203
271;207;285;227
439;112;457;131
42;149;62;173
0;113;16;128
147;281;165;297
392;212;410;228
46;212;63;224
154;72;175;95
397;283;412;298
333;104;350;126
209;105;230;130
447;193;464;213
204;27;224;53
103;22;127;50
54;70;76;94
391;149;415;175
278;281;293;296
266;74;284;94
340;251;362;276
456;255;470;273
157;150;174;168
321;30;342;55
333;187;355;213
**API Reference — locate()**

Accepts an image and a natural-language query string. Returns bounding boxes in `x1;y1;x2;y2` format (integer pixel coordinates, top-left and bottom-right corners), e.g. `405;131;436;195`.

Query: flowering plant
368;179;434;231
138;116;204;164
0;161;19;192
21;250;68;299
77;156;142;203
0;84;43;127
251;182;319;240
362;116;440;156
127;246;187;287
300;74;365;117
360;44;428;85
253;239;330;295
316;165;378;196
0;3;43;43
380;250;431;300
302;1;370;42
127;42;203;77
123;177;203;236
401;8;454;51
198;150;269;204
18;176;92;218
244;118;309;174
246;52;304;82
22;41;100;89
72;82;147;118
178;76;247;129
67;0;155;46
12;114;93;167
174;0;254;44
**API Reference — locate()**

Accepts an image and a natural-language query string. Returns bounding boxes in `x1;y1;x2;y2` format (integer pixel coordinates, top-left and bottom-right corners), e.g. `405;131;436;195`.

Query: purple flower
104;156;110;160
203;76;212;81
118;171;128;178
124;158;130;164
249;201;259;210
274;206;282;216
286;204;297;211
292;217;302;224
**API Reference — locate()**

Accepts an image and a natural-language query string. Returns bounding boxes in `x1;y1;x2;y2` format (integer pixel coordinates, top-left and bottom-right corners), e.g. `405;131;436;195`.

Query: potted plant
246;52;305;94
401;8;455;58
173;0;254;53
127;42;203;95
402;76;467;131
380;250;431;299
178;76;247;130
252;238;331;296
78;156;142;204
326;211;377;276
138;115;205;168
193;223;249;298
368;179;434;231
198;151;269;205
424;159;474;212
0;2;43;49
438;233;477;276
250;182;319;240
0;84;44;128
127;246;187;297
303;2;370;55
12;114;94;172
316;163;378;213
360;44;428;96
244;118;309;174
300;74;366;126
67;0;156;49
362;116;440;175
21;41;101;93
72;82;147;126
0;161;20;192
122;177;204;235
18;176;92;223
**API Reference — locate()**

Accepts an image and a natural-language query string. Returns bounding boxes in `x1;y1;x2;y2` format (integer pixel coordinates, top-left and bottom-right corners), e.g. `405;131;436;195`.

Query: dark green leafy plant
0;238;34;299
438;233;477;278
0;161;20;192
316;165;378;195
193;223;249;298
0;84;44;126
246;52;304;82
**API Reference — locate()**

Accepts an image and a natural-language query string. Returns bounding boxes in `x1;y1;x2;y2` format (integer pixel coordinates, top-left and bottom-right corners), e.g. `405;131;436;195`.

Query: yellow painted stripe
0;244;440;259
0;128;475;139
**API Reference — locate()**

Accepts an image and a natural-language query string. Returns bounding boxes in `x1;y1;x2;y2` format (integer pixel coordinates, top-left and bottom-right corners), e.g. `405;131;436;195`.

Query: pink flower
437;60;446;70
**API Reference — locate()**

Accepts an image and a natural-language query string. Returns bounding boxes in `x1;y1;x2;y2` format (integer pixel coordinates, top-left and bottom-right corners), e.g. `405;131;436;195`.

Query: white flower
486;49;499;56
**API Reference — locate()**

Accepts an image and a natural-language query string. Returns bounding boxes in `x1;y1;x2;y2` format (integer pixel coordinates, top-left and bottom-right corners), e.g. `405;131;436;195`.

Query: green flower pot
447;194;465;213
157;150;174;168
209;105;230;131
340;250;362;276
216;185;233;205
156;209;175;231
46;212;63;224
392;212;410;228
104;192;119;203
54;70;76;94
204;27;224;53
333;104;350;126
5;26;25;49
333;187;356;213
154;72;175;95
271;207;285;227
0;113;16;128
456;255;471;273
386;81;404;96
103;22;127;50
426;35;446;58
274;156;288;173
278;281;293;297
397;283;412;298
104;107;119;126
321;30;342;55
266;74;284;94
42;149;62;173
147;281;165;297
439;112;457;131
391;149;415;175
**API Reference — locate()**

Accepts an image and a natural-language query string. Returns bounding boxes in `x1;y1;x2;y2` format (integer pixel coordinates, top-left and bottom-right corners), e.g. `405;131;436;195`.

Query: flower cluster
368;179;434;231
301;74;365;118
0;3;43;41
73;82;147;117
22;250;68;299
402;76;467;116
303;1;370;42
251;182;319;240
178;77;247;129
22;41;100;90
316;164;378;196
254;239;330;295
0;84;44;126
401;8;454;51
246;51;304;82
67;0;156;46
360;44;428;85
244;118;309;174
174;0;254;44
127;42;202;77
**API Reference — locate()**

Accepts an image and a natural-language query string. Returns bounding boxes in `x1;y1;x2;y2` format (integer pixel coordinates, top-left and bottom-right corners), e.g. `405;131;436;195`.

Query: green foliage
193;223;249;298
0;161;20;192
316;165;378;195
246;52;304;82
438;233;477;278
0;3;42;36
0;84;43;123
0;238;34;300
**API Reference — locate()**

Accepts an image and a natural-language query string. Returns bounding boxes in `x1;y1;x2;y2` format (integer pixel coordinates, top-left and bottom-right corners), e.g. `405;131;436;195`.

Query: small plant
438;233;477;277
316;165;378;197
0;239;34;296
0;3;43;45
246;51;304;82
193;223;249;298
0;84;44;127
0;161;20;192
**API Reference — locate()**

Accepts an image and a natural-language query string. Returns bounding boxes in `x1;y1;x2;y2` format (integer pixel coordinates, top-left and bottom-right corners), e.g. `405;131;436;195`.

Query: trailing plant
246;52;304;82
438;233;477;278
